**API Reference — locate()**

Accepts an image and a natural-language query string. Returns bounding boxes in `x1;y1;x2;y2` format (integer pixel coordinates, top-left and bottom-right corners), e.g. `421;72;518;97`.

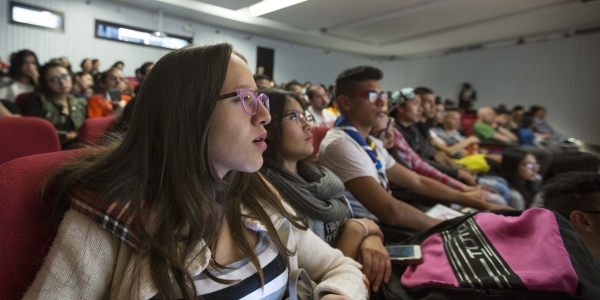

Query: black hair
544;172;600;220
112;61;124;68
520;112;534;129
262;89;307;167
413;87;434;95
38;62;68;96
501;148;536;206
335;66;383;99
8;49;39;81
529;105;545;115
545;152;600;182
512;105;524;113
139;62;154;76
80;58;92;70
253;74;270;81
92;59;99;64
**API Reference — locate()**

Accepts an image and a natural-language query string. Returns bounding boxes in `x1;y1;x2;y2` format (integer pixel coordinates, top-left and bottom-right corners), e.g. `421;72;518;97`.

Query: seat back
461;118;476;137
0;117;61;165
78;116;118;145
311;126;331;157
15;92;31;110
0;150;83;299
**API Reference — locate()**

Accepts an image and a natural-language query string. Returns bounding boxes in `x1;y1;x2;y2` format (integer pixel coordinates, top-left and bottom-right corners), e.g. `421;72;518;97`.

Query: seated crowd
1;45;599;299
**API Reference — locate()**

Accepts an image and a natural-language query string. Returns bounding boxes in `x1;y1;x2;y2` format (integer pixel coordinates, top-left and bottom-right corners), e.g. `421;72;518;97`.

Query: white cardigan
23;201;368;299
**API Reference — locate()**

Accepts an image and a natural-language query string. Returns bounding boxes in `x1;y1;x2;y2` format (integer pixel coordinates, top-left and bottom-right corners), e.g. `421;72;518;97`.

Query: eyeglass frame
376;117;395;139
520;163;541;170
49;73;71;83
276;110;315;126
217;89;270;116
344;90;389;103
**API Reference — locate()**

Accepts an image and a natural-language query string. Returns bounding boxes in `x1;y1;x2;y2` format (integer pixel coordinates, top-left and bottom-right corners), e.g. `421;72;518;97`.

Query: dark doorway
256;46;274;80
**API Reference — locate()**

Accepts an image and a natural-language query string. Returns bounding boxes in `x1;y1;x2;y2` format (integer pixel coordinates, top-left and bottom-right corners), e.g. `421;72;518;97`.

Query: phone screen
386;246;418;258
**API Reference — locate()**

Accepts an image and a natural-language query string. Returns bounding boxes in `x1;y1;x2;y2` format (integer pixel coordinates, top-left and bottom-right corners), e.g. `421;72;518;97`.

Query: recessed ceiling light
248;0;307;17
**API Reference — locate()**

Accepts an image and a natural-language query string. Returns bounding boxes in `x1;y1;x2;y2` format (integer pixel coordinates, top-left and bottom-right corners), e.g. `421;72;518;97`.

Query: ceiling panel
259;0;430;31
194;0;262;11
328;0;566;43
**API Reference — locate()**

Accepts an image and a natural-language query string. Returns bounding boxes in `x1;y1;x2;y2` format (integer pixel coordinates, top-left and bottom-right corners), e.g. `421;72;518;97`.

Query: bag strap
287;269;315;300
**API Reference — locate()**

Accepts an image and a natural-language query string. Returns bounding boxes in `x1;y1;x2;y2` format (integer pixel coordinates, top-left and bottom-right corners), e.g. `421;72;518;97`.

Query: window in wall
10;1;64;32
95;20;192;50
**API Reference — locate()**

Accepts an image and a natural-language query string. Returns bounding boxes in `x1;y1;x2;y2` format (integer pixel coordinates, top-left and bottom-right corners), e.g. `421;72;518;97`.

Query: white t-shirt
307;106;337;128
0;78;35;102
318;128;395;220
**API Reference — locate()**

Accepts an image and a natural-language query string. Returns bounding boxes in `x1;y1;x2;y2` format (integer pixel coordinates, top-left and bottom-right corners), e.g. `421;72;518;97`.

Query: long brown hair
43;43;305;299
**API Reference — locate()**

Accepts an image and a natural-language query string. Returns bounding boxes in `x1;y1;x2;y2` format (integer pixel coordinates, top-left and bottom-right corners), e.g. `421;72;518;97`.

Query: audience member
0;49;40;102
285;80;304;99
25;43;366;300
458;82;476;111
473;107;518;144
80;58;93;73
431;108;480;158
71;71;94;99
91;59;100;75
133;62;154;94
392;88;478;185
501;148;542;209
253;74;271;89
112;61;125;70
517;112;536;146
260;89;390;292
530;105;568;143
0;101;18;117
306;84;337;127
20;62;87;148
319;66;502;232
87;68;131;118
544;172;600;260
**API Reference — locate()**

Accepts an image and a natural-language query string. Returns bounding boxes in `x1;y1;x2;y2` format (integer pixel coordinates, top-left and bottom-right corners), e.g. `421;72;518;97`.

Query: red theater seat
0;149;84;299
0;117;61;165
310;126;331;157
78;116;118;145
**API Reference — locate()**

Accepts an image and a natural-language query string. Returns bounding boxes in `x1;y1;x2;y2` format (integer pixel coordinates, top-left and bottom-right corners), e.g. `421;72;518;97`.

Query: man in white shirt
306;85;337;128
318;66;508;231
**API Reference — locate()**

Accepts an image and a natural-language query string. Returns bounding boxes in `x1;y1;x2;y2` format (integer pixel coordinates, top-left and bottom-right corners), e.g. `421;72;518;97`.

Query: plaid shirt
69;187;146;252
391;128;464;190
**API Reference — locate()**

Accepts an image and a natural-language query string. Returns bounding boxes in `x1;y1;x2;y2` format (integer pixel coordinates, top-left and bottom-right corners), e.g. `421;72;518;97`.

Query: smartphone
108;89;122;102
385;245;423;264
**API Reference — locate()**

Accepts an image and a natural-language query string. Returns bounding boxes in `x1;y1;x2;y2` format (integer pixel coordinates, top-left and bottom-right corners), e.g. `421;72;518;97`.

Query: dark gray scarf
261;159;349;222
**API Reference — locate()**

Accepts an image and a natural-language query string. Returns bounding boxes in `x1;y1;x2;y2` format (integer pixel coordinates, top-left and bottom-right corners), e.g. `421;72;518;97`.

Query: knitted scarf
261;159;349;223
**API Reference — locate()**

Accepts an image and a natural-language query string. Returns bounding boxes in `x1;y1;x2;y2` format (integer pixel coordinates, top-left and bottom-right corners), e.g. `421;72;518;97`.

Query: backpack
375;208;600;300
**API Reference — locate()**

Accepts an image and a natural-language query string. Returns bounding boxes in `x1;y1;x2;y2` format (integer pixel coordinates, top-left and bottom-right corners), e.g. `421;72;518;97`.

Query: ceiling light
248;0;307;17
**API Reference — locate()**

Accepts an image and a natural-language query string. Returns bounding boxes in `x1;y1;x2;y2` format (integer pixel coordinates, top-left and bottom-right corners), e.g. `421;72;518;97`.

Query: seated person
473;107;518;144
391;88;478;185
374;111;510;206
501;148;543;209
253;74;271;89
25;43;366;300
431;108;482;158
517;112;537;146
0;100;20;116
0;49;39;102
318;66;508;232
544;172;600;260
20;62;87;149
260;89;390;292
87;68;131;118
71;71;94;99
306;85;337;128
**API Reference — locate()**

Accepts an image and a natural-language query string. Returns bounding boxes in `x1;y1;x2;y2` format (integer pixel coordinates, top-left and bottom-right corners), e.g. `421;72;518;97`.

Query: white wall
379;33;600;145
3;0;599;145
0;0;374;84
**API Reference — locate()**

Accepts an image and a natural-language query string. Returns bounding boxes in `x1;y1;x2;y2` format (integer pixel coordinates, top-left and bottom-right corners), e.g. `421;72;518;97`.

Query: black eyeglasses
49;73;70;83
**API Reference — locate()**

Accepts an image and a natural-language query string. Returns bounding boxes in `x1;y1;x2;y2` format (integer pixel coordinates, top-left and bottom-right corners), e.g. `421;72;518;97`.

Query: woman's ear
570;210;593;233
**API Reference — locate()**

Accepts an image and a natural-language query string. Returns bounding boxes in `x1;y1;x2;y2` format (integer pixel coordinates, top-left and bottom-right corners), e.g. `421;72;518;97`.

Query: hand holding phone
385;245;423;264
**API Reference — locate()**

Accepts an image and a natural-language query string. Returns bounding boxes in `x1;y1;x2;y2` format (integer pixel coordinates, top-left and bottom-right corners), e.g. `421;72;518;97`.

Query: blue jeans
478;176;510;205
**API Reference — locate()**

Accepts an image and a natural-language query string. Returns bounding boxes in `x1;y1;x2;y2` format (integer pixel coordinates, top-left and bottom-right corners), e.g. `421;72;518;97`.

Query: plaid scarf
69;187;147;252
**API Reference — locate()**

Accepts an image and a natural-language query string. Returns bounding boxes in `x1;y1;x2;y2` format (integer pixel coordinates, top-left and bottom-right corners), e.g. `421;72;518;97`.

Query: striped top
157;231;288;300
